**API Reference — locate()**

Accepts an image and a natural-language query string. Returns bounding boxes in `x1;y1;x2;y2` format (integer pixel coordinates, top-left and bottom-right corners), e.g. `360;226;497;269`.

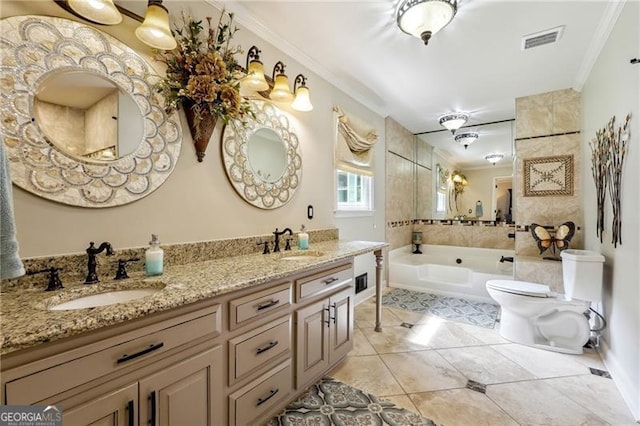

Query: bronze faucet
272;228;293;252
85;241;114;284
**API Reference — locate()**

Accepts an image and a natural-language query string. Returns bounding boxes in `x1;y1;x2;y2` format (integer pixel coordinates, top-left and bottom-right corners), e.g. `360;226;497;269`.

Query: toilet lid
486;280;552;298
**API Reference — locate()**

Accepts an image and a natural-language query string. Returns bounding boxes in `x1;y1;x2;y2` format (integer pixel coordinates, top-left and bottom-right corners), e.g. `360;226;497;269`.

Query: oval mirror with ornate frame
0;16;182;208
221;100;302;209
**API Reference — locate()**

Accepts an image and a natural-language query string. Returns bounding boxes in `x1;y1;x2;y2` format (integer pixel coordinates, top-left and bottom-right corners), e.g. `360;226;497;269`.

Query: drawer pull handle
127;400;134;426
117;342;164;364
323;277;339;285
256;388;279;406
256;299;279;311
149;391;157;426
256;340;279;355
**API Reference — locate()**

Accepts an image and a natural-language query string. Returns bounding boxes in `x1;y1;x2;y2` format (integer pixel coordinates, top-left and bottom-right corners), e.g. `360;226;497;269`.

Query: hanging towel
0;137;25;279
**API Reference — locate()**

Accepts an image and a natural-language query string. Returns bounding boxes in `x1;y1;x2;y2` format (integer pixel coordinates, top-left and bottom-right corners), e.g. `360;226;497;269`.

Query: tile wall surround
386;117;418;251
515;257;564;293
515;89;584;262
414;222;515;250
1;228;339;292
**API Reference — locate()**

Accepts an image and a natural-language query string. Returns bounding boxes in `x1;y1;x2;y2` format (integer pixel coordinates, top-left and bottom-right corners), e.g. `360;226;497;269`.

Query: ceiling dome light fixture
438;112;468;134
135;0;177;50
397;0;458;45
485;153;504;165
454;131;478;150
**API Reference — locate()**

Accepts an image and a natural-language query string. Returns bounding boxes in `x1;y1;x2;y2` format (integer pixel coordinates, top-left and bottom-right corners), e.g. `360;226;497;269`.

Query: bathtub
389;245;514;302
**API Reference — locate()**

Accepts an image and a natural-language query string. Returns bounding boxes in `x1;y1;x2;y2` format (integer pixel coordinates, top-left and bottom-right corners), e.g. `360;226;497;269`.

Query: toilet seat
486;280;552;298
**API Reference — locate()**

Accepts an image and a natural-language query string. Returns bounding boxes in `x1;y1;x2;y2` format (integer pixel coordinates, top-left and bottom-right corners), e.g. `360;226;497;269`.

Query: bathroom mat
382;287;499;329
266;376;435;426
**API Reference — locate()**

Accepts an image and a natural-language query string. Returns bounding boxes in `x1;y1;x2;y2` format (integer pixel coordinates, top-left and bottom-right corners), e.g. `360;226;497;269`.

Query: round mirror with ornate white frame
222;100;302;209
0;16;182;208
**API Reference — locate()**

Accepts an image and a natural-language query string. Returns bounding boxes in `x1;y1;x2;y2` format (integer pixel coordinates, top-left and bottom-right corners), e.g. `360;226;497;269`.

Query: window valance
333;106;378;176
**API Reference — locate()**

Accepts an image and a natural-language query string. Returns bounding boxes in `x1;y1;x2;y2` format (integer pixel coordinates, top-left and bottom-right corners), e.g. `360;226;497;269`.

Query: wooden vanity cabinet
293;262;354;388
2;259;358;426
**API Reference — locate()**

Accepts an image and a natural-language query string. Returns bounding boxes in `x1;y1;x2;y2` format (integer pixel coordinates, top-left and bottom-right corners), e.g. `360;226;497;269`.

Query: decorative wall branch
589;126;610;243
606;114;631;247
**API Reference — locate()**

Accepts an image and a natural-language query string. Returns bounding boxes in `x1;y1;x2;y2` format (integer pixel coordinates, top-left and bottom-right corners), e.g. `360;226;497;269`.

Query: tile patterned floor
382;288;500;328
329;296;638;426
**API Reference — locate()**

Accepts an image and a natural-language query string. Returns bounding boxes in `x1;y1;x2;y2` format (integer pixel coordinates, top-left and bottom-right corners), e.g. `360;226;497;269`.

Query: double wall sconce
240;46;313;112
56;0;177;50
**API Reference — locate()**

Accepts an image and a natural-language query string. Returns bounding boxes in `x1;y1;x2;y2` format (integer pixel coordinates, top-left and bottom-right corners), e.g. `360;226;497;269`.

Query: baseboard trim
599;338;640;422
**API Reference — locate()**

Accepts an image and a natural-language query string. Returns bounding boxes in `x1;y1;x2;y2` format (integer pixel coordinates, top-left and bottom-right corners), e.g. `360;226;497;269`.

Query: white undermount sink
279;251;325;261
48;288;162;311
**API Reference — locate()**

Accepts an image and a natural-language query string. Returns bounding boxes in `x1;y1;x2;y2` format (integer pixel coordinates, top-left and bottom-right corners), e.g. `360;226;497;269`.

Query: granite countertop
0;240;387;356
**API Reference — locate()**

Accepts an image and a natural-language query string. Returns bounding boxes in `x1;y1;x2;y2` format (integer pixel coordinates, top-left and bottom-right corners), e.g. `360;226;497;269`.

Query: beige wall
415;222;515;250
582;1;639;418
85;91;118;155
514;89;584;259
3;2;385;261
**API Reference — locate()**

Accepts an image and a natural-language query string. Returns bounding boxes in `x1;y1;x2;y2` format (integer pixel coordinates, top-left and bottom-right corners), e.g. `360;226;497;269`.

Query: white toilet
486;249;605;354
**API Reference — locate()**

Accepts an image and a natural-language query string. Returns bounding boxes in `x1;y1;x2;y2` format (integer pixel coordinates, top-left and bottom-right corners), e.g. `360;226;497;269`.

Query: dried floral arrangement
589;113;631;247
154;10;253;161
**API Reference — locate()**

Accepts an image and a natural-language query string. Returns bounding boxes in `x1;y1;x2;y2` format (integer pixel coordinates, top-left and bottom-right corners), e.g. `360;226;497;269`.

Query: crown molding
206;0;388;117
573;0;626;91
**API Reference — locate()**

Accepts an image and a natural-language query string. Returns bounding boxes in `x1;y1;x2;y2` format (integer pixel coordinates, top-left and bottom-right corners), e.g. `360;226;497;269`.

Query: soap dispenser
145;234;164;276
298;225;309;250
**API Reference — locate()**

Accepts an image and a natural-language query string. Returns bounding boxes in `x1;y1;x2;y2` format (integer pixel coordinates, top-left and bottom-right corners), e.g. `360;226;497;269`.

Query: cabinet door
329;287;354;362
295;299;329;388
62;382;138;426
139;346;222;426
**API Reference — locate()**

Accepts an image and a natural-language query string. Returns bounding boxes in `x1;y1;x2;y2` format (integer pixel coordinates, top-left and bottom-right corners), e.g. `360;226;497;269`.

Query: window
336;170;373;211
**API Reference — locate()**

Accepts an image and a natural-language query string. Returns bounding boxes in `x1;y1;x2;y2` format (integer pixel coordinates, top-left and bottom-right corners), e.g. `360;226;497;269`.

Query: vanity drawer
5;304;221;405
229;282;291;329
295;262;353;302
228;360;291;426
228;316;291;385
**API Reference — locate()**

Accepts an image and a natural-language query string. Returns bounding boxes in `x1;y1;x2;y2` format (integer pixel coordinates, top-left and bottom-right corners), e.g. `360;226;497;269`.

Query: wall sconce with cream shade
270;61;295;102
240;47;313;112
454;131;478;149
55;0;122;25
135;0;177;50
438;112;468;134
397;0;458;45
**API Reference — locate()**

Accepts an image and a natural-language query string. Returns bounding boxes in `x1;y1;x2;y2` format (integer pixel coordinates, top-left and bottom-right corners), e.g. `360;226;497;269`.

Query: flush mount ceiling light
485;153;504;165
135;0;177;50
454;131;478;149
438;112;468;134
60;0;123;25
397;0;458;45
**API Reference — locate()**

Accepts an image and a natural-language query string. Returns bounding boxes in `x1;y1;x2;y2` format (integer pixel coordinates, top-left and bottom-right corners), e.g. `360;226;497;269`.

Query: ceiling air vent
521;26;564;50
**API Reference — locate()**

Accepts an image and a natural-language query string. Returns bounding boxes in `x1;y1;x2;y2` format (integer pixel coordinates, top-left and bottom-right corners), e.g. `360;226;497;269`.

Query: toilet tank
561;249;605;302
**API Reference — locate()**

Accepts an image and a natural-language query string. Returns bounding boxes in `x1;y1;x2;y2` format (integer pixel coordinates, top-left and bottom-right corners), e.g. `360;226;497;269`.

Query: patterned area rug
382;288;499;329
266;377;435;426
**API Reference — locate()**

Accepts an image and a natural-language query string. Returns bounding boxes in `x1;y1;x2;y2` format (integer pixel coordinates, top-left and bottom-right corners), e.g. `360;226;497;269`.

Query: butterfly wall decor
530;221;576;259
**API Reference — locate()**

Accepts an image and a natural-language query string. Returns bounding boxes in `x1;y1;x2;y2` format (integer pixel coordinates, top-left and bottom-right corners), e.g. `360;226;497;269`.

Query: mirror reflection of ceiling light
396;0;458;45
438;112;468;134
454;131;478;149
485;153;504;165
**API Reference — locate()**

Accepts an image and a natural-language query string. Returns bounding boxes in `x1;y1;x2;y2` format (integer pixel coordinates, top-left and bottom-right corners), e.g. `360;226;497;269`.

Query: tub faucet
499;256;514;263
85;241;114;284
273;228;293;252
